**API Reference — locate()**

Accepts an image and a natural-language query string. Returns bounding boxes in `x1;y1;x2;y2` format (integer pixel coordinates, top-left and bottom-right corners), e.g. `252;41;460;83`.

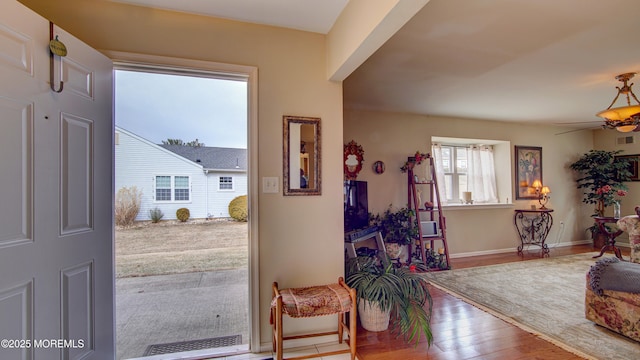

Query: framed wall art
515;146;542;199
372;160;385;174
614;154;640;181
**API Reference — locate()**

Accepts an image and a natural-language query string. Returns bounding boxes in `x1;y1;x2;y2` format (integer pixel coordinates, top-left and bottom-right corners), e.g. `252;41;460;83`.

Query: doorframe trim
105;50;260;353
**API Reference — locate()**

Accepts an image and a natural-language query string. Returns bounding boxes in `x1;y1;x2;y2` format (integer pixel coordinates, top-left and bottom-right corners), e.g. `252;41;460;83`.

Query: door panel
0;97;33;248
0;281;33;360
62;57;95;100
0;2;114;359
0;22;35;75
60;113;94;235
61;261;94;360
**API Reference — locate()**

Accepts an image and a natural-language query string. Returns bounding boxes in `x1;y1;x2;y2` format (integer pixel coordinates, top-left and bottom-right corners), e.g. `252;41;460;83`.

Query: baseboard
449;240;593;259
546;239;594;249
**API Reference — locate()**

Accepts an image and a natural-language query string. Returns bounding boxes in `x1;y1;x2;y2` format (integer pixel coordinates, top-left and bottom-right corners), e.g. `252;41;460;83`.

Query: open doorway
113;65;250;359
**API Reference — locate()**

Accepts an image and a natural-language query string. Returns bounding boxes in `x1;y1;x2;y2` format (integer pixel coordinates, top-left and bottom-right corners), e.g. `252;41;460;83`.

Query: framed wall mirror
283;115;321;196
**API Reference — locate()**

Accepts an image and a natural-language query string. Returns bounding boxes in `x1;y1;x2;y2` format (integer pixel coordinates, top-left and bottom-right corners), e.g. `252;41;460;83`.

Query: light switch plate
263;177;279;193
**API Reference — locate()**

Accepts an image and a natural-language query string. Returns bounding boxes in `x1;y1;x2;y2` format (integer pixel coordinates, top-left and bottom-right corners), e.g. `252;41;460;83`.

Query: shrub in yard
149;207;164;223
115;186;142;227
176;207;190;222
228;195;248;222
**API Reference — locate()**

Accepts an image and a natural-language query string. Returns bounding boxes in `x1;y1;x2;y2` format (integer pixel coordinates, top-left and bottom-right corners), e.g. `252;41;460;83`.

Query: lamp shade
616;124;638;132
596;105;640;121
540;186;551;195
531;180;542;189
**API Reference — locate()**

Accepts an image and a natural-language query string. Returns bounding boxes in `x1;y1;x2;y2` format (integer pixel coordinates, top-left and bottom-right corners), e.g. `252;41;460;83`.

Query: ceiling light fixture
596;72;640;132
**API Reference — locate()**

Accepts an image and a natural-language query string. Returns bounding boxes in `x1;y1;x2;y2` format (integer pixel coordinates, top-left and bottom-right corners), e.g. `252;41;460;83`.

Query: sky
115;70;247;149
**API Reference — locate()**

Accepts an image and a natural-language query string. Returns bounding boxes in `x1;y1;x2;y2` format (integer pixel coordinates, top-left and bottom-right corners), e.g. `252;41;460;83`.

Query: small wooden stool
270;277;357;360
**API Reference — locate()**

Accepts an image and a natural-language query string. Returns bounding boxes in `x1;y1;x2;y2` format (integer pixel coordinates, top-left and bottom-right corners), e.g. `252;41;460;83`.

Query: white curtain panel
431;144;449;205
466;145;499;203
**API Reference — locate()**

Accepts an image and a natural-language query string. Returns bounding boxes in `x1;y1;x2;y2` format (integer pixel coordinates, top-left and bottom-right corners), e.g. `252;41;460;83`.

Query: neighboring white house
115;126;247;220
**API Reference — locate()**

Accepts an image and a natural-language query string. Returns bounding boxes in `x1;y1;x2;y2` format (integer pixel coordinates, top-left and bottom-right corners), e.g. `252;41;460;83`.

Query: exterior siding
207;172;248;218
115;128;247;220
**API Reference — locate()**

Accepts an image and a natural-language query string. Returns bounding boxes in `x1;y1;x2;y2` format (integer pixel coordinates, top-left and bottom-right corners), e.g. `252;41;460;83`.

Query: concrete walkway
116;268;249;360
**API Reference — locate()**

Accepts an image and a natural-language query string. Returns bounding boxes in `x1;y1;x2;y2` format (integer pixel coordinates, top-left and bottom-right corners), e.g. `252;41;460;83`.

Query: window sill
442;203;514;211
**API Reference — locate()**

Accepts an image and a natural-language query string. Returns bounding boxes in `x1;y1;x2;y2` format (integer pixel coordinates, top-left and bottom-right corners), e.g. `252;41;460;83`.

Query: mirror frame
283;115;321;196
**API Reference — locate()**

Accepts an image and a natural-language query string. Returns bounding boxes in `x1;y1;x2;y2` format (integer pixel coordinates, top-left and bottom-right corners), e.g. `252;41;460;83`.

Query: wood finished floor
355;244;628;360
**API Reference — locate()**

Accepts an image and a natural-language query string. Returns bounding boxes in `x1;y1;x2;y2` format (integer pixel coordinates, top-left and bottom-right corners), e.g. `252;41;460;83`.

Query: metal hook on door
49;21;67;93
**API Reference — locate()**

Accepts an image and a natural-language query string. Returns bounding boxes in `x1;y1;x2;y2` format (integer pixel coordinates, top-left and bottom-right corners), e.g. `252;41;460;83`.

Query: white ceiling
344;0;640;129
110;0;640;129
109;0;349;34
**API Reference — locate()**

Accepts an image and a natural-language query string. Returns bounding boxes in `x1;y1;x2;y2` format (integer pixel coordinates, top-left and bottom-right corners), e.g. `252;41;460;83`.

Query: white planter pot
358;300;390;332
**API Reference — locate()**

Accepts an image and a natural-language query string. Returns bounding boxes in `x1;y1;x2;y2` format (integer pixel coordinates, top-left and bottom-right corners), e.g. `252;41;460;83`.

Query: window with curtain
432;143;499;204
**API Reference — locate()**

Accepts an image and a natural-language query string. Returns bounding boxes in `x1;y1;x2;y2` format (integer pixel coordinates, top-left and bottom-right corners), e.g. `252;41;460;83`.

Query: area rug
143;334;242;356
426;253;640;360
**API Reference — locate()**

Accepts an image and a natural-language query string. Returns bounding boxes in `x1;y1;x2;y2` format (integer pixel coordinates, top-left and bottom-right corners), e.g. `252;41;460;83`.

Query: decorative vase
385;243;403;259
614;201;621;218
596;199;605;217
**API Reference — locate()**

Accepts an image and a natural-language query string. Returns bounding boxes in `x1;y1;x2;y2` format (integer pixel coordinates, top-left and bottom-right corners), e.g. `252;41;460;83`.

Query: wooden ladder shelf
406;153;450;270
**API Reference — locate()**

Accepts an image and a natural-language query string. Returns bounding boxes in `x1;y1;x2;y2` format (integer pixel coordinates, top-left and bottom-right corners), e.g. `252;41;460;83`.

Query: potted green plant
345;256;433;346
370;206;419;260
569;150;633;246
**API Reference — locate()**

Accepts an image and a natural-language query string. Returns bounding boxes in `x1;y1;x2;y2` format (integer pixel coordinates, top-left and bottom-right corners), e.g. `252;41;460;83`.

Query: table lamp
539;186;551;209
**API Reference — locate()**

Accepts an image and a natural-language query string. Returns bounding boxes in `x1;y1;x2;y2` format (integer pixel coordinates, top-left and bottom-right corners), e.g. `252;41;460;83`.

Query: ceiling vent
616;135;635;145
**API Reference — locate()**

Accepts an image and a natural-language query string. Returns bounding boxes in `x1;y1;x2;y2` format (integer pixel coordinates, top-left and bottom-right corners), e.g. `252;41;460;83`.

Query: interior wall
20;0;345;345
344;109;596;255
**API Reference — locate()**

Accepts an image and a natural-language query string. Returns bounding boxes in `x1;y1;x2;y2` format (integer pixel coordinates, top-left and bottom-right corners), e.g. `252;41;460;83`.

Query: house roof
160;144;247;171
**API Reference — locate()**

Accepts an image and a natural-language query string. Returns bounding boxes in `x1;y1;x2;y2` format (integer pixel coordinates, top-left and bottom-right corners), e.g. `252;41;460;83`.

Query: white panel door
0;2;114;359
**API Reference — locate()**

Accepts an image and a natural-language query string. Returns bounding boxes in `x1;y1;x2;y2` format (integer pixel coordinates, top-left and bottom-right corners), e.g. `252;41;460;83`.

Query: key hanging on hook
49;21;67;93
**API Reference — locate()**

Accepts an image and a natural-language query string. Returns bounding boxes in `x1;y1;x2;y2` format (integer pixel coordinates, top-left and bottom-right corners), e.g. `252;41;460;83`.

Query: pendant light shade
597;73;640;132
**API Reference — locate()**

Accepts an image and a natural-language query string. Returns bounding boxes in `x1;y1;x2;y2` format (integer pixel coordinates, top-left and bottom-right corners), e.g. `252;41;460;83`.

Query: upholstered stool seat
271;277;357;360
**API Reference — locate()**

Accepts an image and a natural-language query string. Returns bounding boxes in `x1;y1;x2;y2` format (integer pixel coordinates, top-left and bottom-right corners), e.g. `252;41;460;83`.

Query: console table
514;209;554;257
592;216;624;260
